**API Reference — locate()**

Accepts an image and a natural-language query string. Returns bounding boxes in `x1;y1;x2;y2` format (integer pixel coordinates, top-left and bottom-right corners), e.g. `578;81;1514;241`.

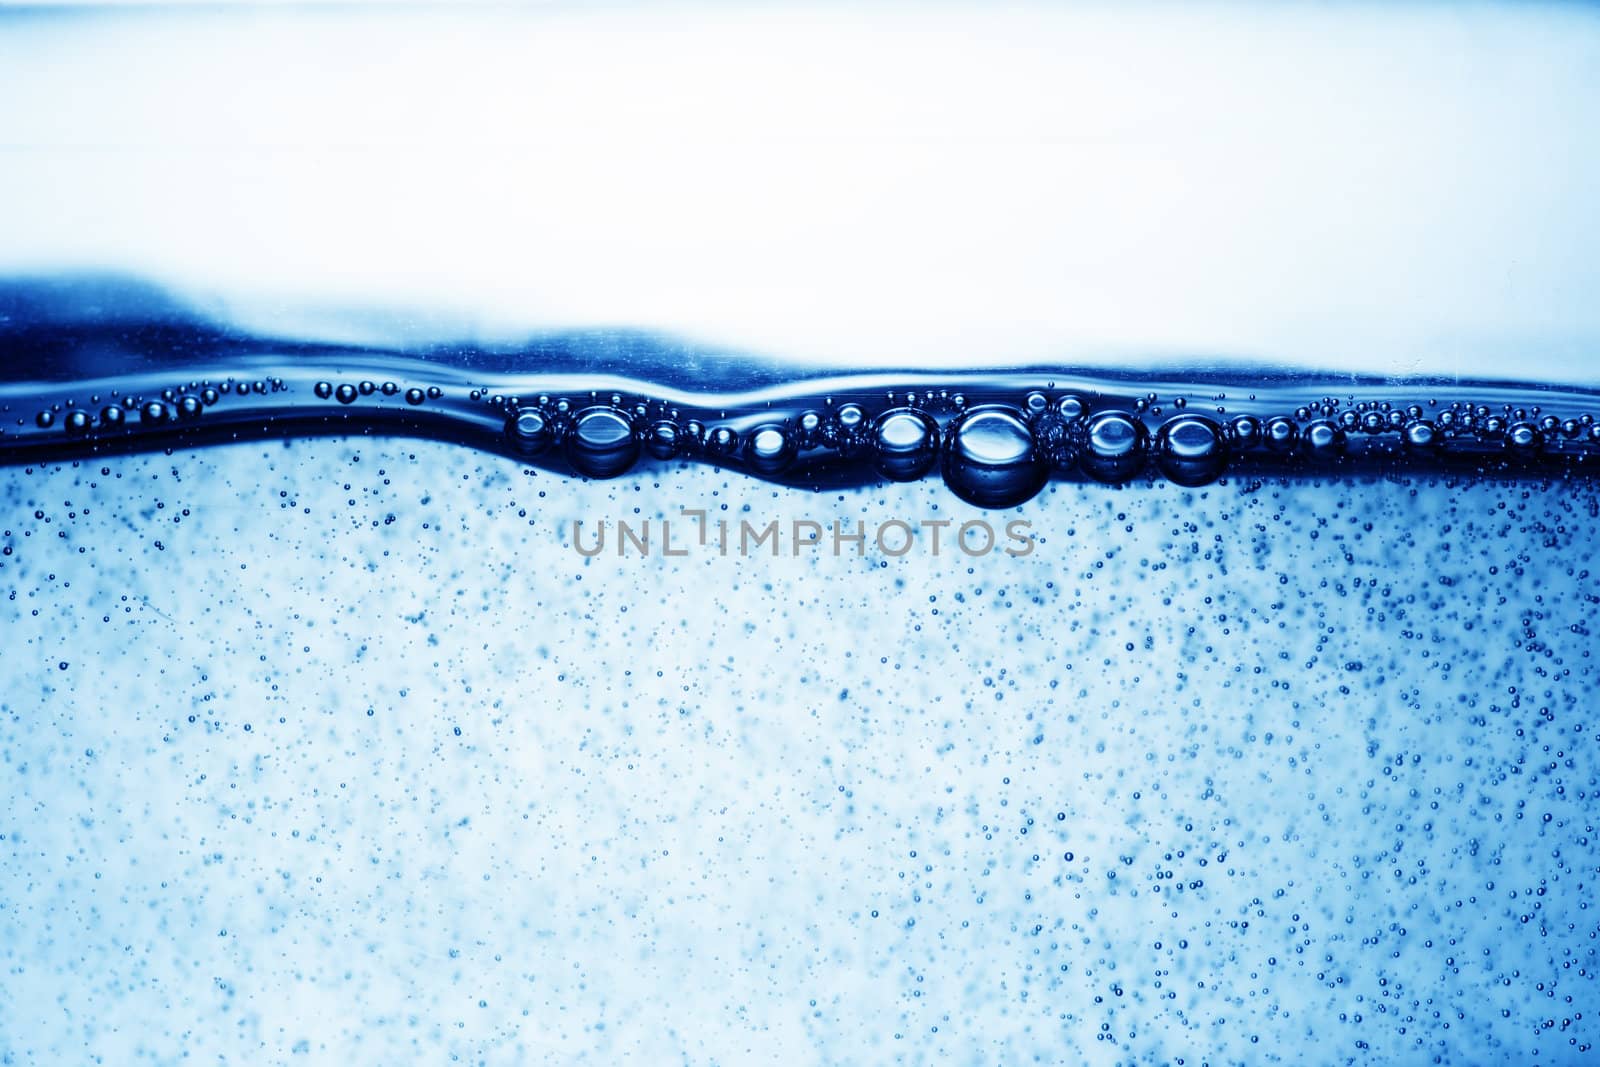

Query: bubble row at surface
24;378;290;434
312;380;443;407
11;376;1600;506
497;389;1600;507
17;378;452;437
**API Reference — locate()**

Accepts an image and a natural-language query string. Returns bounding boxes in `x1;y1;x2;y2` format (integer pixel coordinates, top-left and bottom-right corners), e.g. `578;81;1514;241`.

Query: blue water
2;347;1598;1061
5;1;1600;1057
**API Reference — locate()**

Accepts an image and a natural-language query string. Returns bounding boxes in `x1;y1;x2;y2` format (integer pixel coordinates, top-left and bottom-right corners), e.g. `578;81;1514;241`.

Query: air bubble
335;384;358;405
1404;420;1439;449
798;411;823;447
831;403;869;455
1055;395;1087;421
1155;414;1226;486
646;420;682;460
746;425;796;475
565;407;639;478
507;407;554;455
1230;415;1261;449
942;405;1046;507
872;408;939;482
1081;411;1146;484
1302;419;1345;458
1507;422;1543;452
1264;416;1298;452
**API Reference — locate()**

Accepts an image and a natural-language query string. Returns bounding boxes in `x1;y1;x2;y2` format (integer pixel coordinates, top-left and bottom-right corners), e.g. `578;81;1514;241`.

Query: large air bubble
941;406;1046;508
565;407;639;479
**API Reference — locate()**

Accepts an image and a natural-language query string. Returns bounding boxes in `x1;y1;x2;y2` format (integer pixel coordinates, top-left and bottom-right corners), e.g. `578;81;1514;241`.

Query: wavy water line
4;358;1600;508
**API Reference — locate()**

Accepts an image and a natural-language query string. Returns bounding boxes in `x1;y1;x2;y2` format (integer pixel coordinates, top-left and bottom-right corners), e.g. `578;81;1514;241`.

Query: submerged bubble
942;405;1046;507
335;384;358;405
63;410;90;435
872;408;939;482
1081;411;1147;484
405;388;425;406
565;406;639;478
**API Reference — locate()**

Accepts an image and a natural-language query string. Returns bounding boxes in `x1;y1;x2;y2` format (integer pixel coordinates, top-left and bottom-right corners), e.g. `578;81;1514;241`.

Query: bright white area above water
1;3;1598;381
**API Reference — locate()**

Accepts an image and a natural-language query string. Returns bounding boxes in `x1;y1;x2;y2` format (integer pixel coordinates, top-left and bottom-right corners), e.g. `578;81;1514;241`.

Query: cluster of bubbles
19;378;448;440
312;380;441;407
497;388;1600;507
24;378;293;434
498;389;955;485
